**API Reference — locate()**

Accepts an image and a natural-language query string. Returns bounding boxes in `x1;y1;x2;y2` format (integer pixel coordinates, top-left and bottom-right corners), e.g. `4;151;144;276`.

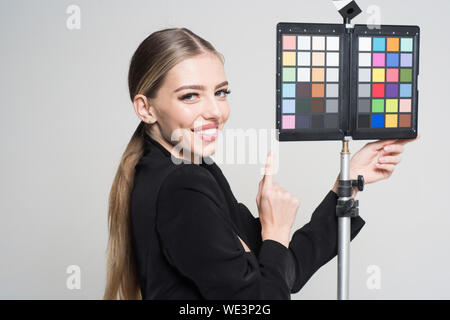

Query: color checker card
276;23;420;141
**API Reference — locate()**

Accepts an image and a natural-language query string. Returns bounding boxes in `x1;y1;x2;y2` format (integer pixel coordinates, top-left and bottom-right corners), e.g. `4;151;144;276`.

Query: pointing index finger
264;151;274;186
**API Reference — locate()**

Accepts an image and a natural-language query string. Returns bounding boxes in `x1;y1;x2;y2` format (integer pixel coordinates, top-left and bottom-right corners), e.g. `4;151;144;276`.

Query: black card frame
276;22;420;141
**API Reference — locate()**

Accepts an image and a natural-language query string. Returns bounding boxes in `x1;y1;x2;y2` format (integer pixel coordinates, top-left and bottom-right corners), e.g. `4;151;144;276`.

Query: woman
104;28;418;300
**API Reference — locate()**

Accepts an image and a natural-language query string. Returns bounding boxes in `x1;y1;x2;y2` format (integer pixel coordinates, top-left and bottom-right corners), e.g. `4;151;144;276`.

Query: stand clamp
336;175;364;218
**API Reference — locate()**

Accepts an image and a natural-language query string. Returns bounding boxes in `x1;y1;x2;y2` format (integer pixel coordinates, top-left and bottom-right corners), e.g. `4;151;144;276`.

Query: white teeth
202;128;217;135
194;128;217;135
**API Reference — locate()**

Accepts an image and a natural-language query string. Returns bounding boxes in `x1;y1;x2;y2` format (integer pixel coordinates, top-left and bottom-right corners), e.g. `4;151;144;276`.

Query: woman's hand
332;134;420;197
256;151;300;248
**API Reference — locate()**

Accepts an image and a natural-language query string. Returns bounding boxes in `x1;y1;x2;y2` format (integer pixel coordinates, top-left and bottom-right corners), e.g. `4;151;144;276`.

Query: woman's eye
180;89;231;101
180;93;198;101
216;89;231;97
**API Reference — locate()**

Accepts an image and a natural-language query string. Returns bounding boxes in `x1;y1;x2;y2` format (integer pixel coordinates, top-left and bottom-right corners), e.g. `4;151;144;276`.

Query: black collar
144;132;217;168
144;132;172;158
143;131;237;206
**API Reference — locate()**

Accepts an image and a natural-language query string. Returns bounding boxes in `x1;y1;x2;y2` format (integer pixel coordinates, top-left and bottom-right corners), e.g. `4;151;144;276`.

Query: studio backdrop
0;0;448;299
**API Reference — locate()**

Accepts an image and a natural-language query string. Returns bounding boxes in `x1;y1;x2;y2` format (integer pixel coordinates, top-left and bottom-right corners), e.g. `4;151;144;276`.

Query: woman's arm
287;136;419;293
288;190;365;293
236;188;364;294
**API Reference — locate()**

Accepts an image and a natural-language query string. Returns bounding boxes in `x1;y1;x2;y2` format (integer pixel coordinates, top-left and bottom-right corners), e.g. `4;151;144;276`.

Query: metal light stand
336;138;364;300
333;0;365;300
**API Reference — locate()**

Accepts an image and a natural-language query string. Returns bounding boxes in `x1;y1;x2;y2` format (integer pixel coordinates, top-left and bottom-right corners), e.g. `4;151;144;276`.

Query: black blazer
130;133;365;299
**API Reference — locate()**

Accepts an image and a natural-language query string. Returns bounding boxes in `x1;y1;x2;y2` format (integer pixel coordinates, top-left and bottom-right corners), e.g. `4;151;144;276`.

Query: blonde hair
103;27;224;299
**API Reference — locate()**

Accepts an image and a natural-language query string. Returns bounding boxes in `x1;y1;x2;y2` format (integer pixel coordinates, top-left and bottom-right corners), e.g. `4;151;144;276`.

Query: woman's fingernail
379;157;385;162
384;146;391;151
376;163;382;167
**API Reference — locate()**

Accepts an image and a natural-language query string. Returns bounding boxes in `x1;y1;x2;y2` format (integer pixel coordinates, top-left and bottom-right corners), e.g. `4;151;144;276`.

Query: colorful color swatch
357;36;414;129
281;34;341;130
277;23;419;141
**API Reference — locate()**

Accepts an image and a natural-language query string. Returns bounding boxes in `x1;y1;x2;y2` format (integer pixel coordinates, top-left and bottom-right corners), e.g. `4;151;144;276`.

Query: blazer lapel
145;135;253;248
201;159;253;250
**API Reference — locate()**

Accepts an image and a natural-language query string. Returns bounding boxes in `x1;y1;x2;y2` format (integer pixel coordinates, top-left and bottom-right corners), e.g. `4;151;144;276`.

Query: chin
193;142;216;158
188;128;219;159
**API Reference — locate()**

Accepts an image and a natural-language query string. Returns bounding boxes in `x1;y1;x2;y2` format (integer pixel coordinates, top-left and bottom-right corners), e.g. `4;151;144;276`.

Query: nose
203;94;222;120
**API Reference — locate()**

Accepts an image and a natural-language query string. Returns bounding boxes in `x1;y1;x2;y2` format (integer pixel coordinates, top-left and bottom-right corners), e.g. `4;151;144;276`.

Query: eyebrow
174;81;229;93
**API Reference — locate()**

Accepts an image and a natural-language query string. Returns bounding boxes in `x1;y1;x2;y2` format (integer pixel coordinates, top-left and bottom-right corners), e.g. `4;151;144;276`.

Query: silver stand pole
334;1;364;300
336;138;364;300
337;138;351;300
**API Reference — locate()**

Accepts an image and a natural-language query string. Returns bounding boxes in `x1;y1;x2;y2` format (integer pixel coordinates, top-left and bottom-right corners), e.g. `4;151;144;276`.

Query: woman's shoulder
155;163;227;222
164;162;214;183
159;163;221;198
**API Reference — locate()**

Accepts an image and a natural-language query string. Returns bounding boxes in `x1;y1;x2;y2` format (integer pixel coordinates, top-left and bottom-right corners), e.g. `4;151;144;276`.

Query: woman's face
143;52;230;162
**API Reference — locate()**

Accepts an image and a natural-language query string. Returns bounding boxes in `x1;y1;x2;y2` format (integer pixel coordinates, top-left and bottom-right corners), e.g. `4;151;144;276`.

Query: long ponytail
103;27;223;299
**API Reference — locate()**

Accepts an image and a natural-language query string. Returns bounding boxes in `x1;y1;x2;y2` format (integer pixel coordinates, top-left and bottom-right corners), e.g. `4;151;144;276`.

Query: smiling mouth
190;127;219;142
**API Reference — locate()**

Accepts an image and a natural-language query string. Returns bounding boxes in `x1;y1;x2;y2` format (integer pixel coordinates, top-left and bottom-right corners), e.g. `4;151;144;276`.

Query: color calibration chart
276;23;419;141
356;35;415;130
281;34;341;131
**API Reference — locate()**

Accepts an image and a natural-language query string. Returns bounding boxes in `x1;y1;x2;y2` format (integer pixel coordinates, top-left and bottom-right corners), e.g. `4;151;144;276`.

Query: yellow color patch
386;99;398;112
372;68;385;82
385;114;398;128
283;51;296;66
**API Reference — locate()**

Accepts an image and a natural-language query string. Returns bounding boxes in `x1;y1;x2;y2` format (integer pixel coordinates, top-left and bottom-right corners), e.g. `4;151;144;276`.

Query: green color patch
400;68;412;82
372;99;384;113
297;99;311;113
282;68;296;82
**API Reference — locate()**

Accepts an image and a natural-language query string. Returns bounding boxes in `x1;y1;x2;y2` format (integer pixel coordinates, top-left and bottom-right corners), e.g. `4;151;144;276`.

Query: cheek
166;103;200;129
221;103;230;122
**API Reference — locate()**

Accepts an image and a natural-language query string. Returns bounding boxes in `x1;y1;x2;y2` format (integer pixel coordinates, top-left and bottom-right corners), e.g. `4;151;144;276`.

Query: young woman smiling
104;28;418;300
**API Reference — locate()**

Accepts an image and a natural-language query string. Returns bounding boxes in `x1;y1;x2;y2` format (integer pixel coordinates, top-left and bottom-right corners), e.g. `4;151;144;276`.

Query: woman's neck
147;130;201;165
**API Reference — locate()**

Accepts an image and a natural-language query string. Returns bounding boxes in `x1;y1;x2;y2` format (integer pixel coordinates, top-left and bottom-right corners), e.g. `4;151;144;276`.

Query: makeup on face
173;80;229;144
277;23;419;141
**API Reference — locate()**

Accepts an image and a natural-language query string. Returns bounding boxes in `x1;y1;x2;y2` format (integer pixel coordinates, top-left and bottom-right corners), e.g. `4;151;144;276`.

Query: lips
190;123;219;142
192;122;219;131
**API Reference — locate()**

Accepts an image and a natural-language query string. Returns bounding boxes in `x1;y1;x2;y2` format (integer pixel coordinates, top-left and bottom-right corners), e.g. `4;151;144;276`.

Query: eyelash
180;89;231;101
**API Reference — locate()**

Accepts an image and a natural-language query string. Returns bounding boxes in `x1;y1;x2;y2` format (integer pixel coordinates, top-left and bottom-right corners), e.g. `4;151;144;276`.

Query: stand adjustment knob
352;175;364;191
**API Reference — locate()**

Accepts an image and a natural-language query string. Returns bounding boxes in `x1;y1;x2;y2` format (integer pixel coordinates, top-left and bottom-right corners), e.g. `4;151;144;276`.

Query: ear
133;94;157;124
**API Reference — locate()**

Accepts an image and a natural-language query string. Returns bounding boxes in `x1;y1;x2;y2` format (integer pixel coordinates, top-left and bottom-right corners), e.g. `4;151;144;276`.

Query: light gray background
1;0;448;299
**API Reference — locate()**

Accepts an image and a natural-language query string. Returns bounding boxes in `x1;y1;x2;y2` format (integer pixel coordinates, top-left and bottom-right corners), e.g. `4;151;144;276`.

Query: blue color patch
296;115;311;128
282;99;296;113
371;114;384;128
400;53;413;67
282;83;296;98
386;53;399;67
373;37;386;51
400;84;412;97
